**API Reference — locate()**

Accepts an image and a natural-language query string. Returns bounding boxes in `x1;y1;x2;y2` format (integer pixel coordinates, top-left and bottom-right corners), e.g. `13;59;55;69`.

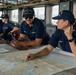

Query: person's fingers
26;54;33;61
26;55;31;60
70;26;73;32
12;40;17;45
11;42;16;47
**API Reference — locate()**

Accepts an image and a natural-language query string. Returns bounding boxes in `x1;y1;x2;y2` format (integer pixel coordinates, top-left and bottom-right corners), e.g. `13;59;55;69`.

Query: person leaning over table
0;14;18;42
11;7;50;48
26;10;76;61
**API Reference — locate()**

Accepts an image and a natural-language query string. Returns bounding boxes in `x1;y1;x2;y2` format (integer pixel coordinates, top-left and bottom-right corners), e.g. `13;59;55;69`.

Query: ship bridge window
11;9;18;23
52;5;59;25
0;11;2;19
34;7;45;21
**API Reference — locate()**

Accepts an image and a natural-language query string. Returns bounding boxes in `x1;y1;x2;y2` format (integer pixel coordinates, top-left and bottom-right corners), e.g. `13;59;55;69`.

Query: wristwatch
68;38;74;42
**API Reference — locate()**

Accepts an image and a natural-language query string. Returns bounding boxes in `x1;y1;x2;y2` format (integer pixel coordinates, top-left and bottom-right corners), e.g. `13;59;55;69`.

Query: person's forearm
67;35;76;56
20;40;40;47
18;37;25;41
34;47;51;58
11;27;18;32
69;41;76;56
26;45;54;60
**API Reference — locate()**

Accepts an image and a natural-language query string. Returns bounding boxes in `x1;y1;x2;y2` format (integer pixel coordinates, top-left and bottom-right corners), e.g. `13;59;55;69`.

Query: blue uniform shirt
20;18;50;45
0;20;4;34
48;27;76;53
2;21;15;41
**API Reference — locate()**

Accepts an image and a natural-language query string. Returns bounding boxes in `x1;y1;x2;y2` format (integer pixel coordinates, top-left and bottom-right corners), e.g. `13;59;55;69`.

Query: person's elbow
34;39;42;47
46;44;54;54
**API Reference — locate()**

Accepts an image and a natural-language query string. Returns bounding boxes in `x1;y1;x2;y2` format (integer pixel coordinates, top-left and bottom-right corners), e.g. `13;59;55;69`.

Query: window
34;7;45;20
52;5;59;25
11;9;18;22
0;11;2;19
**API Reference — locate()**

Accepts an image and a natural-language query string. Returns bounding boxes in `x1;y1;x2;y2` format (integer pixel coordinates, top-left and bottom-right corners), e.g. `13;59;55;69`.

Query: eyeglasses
25;16;33;19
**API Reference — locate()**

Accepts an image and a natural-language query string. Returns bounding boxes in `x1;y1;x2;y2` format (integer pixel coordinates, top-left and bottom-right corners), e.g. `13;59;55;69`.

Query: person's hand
11;40;28;50
26;53;36;61
11;40;20;47
64;26;73;39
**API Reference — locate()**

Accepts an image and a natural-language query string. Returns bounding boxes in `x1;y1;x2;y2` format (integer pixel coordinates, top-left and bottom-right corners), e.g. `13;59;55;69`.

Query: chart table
0;44;76;75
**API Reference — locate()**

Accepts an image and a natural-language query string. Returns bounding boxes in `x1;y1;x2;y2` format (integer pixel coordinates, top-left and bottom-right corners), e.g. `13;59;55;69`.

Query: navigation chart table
0;44;76;75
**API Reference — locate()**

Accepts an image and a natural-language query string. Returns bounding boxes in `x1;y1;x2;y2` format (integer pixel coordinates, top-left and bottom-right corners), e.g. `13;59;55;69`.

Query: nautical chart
0;45;76;75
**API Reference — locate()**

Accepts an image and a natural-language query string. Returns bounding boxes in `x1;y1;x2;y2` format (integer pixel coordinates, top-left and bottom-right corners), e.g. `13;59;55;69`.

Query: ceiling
0;0;28;5
0;0;50;5
0;0;68;9
0;0;50;9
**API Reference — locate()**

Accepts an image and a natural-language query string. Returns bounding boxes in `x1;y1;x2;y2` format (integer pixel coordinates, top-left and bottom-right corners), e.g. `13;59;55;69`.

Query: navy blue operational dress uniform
20;18;50;45
0;20;4;34
19;7;50;45
48;10;76;53
2;22;15;41
1;14;15;41
48;28;76;52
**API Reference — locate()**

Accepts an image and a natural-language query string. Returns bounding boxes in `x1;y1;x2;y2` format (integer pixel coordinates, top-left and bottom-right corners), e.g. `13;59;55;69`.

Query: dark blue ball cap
52;10;75;24
23;7;35;17
1;14;9;19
